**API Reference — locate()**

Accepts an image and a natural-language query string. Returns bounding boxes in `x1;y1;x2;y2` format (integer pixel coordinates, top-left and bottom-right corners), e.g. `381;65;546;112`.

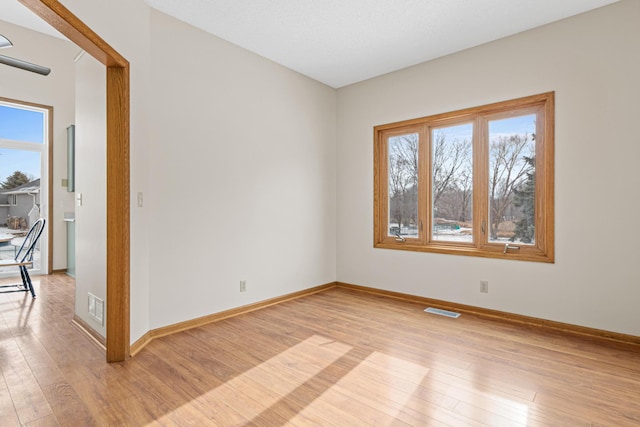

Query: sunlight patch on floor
452;393;530;426
152;334;353;425
292;351;431;424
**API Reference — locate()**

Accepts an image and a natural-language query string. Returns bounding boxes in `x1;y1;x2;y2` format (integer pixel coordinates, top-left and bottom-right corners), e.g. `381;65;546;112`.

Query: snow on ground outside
0;226;40;273
395;226;534;244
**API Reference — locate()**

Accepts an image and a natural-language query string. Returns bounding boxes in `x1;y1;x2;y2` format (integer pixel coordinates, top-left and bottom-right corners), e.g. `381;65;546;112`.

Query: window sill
374;241;554;263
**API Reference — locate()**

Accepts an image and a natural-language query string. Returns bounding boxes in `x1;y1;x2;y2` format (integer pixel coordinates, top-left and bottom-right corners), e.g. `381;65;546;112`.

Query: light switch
137;192;143;207
76;192;82;207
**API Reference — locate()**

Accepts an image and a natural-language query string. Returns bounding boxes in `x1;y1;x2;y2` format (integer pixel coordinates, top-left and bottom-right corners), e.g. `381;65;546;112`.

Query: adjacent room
1;0;639;425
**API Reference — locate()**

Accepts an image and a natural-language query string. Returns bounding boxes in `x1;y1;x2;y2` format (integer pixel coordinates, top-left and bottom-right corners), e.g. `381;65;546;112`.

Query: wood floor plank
2;276;640;425
0;344;55;425
0;371;21;427
23;413;61;427
40;381;95;427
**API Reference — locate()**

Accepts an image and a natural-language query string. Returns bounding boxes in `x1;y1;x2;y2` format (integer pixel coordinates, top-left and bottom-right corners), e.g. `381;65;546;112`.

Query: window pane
488;114;536;245
388;133;419;238
0;148;41;181
431;124;473;242
0;105;45;144
0;148;42;271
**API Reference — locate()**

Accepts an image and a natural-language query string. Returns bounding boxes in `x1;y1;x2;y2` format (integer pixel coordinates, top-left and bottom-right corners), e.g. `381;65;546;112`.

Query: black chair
0;218;46;298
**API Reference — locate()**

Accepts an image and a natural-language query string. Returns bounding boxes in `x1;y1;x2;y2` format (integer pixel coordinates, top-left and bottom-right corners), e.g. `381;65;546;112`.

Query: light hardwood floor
1;274;639;426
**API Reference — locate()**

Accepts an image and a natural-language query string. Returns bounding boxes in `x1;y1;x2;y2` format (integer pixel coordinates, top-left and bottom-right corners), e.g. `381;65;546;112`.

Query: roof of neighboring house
0;179;40;195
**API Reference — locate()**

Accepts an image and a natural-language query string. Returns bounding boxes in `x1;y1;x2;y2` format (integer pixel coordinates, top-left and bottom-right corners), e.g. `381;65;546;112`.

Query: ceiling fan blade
0;34;12;49
0;55;50;76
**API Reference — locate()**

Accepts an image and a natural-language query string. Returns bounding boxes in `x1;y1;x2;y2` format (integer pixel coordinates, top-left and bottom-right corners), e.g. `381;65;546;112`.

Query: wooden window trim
374;92;554;263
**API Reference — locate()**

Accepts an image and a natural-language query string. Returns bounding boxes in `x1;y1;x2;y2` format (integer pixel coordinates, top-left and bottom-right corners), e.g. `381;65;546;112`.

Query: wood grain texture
2;274;639;425
72;314;107;348
337;282;640;346
105;65;130;362
130;282;336;355
18;0;127;67
20;0;131;362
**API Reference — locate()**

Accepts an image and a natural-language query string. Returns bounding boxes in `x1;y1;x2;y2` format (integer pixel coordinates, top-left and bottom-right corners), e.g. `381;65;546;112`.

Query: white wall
56;0;337;338
0;20;76;271
60;0;152;342
147;10;337;329
336;0;640;336
74;53;106;335
46;0;640;342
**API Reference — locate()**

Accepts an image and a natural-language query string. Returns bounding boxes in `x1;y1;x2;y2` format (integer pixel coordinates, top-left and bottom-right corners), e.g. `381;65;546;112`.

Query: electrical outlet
240;280;247;292
480;280;489;293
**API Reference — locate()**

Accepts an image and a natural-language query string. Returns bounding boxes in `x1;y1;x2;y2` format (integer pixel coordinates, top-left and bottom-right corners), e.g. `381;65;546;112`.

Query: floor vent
424;307;461;318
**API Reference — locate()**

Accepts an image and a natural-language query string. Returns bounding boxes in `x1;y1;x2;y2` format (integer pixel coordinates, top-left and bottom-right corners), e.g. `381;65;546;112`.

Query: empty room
1;0;639;425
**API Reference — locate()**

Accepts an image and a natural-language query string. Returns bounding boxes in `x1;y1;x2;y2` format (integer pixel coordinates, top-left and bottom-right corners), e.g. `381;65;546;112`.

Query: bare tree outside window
488;115;536;244
432;125;473;242
374;92;553;262
388;133;418;237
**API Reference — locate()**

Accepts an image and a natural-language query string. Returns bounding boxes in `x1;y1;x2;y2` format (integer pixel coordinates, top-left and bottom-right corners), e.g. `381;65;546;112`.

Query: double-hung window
374;92;554;262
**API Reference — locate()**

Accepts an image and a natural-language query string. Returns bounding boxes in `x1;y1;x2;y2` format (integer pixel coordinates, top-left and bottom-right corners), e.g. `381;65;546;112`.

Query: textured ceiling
2;0;620;88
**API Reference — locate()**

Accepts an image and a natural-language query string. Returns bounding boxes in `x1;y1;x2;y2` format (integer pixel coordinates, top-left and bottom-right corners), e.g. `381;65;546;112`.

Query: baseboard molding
130;282;337;356
336;282;640;347
72;315;107;349
51;269;67;274
130;331;152;357
129;280;639;358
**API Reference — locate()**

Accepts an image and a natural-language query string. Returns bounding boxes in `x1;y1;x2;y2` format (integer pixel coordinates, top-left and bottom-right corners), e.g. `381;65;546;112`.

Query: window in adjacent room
0;98;50;275
374;92;554;262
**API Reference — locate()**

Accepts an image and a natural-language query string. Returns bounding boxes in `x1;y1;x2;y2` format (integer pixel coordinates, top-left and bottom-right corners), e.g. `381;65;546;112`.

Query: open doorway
0;99;50;277
18;0;130;362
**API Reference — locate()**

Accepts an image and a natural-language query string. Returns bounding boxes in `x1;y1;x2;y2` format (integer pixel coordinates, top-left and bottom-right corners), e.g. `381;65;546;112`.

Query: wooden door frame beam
19;0;131;362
